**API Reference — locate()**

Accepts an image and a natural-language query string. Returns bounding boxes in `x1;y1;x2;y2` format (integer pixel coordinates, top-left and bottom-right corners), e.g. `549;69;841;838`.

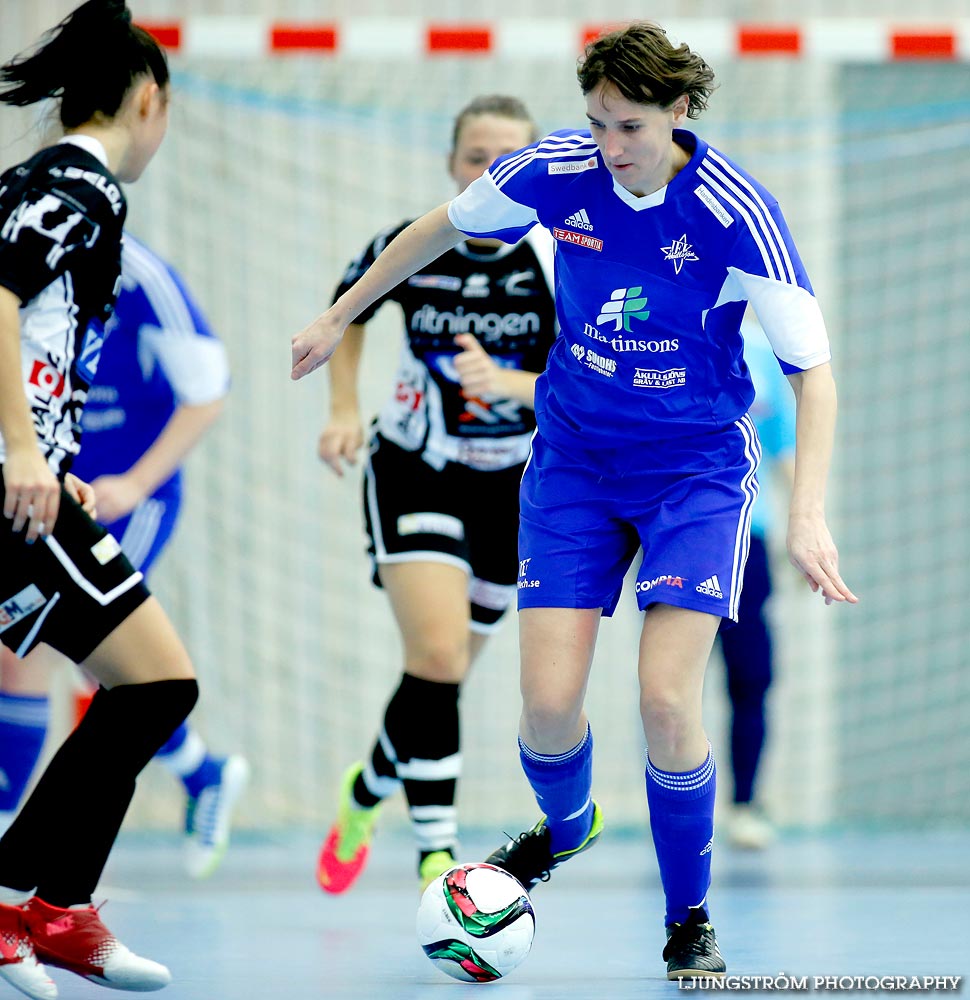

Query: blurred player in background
719;321;795;850
314;95;557;894
0;1;198;994
292;22;857;978
0;233;249;881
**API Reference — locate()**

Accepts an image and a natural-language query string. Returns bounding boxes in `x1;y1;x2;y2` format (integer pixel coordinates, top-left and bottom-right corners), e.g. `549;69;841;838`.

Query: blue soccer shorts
516;416;762;621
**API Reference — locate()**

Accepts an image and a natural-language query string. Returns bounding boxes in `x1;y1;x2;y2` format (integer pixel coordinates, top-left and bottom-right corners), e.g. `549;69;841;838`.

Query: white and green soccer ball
416;862;536;983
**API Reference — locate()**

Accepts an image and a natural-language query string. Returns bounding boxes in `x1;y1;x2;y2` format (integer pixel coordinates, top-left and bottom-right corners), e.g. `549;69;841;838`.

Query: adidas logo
695;575;723;599
564;208;594;231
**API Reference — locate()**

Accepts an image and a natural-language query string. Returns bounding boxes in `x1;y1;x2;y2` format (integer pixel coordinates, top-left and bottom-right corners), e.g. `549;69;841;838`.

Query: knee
171;677;199;721
639;689;697;757
405;633;470;684
520;692;584;749
85;678;199;771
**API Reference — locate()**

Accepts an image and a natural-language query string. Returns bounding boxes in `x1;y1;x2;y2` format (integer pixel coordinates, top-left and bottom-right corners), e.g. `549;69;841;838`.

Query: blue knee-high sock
519;723;594;855
0;693;50;815
645;743;717;926
154;721;222;798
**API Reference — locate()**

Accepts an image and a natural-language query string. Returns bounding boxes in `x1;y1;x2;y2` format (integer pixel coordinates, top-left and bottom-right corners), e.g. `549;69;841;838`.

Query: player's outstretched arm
291;204;465;381
786;362;858;606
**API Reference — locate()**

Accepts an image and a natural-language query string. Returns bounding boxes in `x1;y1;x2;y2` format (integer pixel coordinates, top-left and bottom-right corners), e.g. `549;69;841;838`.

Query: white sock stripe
409;805;456;821
361;763;400;798
377;726;399;764
563;795;592;821
409;819;458;841
396;752;462;781
645;743;716;791
415;830;459;852
0;695;50;727
519;723;591;765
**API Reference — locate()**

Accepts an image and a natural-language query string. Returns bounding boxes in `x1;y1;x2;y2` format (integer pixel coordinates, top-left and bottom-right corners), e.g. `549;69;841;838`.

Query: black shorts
0;476;150;663
362;434;522;633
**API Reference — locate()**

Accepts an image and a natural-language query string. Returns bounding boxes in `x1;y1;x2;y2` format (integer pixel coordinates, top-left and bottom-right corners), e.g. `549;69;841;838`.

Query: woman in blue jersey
292;23;857;978
0;2;197;995
314;96;557;895
0;233;248;882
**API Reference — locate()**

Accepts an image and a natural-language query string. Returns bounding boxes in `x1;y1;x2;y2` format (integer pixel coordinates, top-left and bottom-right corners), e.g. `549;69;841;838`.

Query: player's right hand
291;311;345;381
1;446;59;543
318;415;364;477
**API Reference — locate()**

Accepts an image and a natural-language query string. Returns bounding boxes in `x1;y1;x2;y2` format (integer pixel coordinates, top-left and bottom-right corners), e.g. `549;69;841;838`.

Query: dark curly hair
577;22;715;119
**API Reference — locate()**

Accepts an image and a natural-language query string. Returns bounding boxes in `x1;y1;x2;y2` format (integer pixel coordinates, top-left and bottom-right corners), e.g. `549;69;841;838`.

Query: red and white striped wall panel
137;18;970;61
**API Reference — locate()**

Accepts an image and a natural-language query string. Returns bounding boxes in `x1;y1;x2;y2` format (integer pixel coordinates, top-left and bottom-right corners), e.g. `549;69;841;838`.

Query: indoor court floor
52;827;969;1000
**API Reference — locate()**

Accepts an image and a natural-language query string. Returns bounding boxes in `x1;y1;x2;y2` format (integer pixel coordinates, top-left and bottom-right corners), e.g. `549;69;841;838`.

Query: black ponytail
0;0;168;128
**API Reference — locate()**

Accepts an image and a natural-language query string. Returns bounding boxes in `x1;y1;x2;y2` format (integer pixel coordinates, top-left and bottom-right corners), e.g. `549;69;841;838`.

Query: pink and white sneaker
0;901;57;1000
24;897;171;992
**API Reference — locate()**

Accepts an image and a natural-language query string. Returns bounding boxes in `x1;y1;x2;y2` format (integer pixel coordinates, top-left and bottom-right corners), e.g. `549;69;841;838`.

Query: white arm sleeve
447;172;539;237
722;267;831;371
142;326;231;405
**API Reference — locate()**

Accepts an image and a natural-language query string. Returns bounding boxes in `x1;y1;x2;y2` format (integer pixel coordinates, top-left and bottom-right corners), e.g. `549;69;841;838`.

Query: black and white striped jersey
335;222;557;471
0;136;126;477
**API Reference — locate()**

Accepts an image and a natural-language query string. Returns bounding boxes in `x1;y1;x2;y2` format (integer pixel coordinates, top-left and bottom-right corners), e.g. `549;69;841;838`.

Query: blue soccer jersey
448;128;830;457
72;235;229;506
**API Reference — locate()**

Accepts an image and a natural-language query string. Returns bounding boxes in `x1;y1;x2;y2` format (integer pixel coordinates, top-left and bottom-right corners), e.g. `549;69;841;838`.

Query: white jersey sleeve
144;327;230;406
701;161;831;374
447;172;539;242
728;269;830;372
122;236;231;406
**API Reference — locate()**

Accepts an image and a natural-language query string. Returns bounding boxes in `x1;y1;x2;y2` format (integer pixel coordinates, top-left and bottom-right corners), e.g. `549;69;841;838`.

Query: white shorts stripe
43;537;144;606
374;551;472;576
364;450;387;561
730;415;762;620
15;592;60;658
119;498;165;569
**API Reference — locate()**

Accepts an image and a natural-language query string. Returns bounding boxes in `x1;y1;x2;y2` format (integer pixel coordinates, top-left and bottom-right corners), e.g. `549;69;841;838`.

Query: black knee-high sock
355;673;461;860
0;679;198;906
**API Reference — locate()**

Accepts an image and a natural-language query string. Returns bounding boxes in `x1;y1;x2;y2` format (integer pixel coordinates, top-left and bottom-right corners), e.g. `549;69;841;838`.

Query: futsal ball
416;862;536;983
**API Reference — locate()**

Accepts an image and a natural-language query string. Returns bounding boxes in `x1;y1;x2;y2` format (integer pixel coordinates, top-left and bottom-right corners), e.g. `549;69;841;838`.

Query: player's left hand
787;512;858;606
64;473;97;518
87;474;142;525
453;334;507;398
